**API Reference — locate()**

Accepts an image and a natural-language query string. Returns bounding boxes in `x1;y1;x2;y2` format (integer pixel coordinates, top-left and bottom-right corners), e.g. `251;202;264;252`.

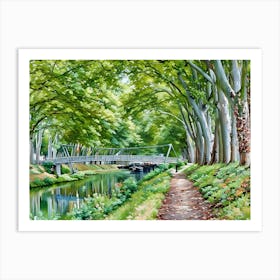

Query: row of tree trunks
183;60;250;165
178;74;212;164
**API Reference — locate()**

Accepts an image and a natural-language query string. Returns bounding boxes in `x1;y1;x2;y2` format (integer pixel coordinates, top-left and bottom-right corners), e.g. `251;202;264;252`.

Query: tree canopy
30;59;250;165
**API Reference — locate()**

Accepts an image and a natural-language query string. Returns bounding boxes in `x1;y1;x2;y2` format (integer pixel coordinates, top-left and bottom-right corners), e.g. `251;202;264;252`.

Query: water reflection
30;171;133;220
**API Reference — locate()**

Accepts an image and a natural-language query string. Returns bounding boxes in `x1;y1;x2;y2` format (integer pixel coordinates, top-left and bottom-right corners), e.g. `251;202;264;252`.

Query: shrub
69;177;138;220
107;171;172;220
185;163;250;220
122;177;138;193
56;174;77;182
140;164;169;182
43;177;55;185
61;165;71;174
30;176;57;188
42;161;54;174
30;178;45;188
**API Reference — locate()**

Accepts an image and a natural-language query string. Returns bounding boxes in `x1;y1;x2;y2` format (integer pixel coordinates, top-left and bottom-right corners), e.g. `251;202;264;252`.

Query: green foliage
30;176;57;188
43;177;55;185
119;177;138;196
42;161;54;174
107;171;171;220
56;174;77;182
69;177;138;220
140;164;170;182
30;60;143;149
30;164;121;188
184;164;200;175
30;178;46;188
71;172;86;180
70;194;109;220
30;59;250;167
69;167;171;220
30;212;61;220
61;165;71;174
185;163;250;220
219;194;250;220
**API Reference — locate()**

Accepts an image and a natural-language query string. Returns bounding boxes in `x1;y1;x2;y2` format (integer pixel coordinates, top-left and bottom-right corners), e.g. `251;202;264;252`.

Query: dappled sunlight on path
157;169;215;220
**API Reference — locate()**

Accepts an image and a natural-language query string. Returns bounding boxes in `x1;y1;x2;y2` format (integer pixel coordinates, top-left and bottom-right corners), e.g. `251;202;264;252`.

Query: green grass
29;163;120;188
184;163;250;220
106;171;171;220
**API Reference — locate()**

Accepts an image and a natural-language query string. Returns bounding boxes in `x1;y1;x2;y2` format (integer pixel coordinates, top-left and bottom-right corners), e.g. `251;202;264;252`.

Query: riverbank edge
29;164;121;189
105;168;174;220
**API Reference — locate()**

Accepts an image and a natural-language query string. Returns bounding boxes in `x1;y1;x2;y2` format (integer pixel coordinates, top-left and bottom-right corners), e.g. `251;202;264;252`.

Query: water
30;170;146;220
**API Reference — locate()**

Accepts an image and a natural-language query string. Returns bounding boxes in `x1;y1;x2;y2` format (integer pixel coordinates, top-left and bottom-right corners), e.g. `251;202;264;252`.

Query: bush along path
184;163;250;220
158;163;250;220
157;166;215;220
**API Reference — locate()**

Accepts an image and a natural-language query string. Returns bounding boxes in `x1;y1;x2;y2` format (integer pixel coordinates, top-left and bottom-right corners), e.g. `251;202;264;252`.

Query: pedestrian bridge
46;144;179;175
52;154;178;165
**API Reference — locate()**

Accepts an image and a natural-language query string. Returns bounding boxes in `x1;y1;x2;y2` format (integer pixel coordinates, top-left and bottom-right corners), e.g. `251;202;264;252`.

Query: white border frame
18;48;262;232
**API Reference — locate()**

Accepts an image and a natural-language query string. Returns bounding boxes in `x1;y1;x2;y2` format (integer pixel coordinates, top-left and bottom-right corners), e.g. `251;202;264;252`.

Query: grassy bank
69;164;172;220
184;163;250;220
30;163;119;188
107;170;171;220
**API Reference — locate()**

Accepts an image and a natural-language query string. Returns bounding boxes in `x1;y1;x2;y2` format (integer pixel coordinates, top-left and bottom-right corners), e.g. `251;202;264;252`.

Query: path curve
157;169;215;220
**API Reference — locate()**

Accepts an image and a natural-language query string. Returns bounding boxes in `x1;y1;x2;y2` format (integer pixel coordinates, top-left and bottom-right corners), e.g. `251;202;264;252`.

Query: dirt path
157;169;214;220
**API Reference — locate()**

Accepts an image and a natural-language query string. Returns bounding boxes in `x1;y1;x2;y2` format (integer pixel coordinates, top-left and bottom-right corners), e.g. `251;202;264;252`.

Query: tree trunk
213;60;235;98
230;115;239;162
218;122;224;162
185;130;195;163
210;122;219;164
217;88;231;163
35;129;44;164
178;74;211;164
47;136;52;159
30;138;35;164
195;122;204;165
52;134;58;159
230;60;241;163
235;101;250;165
236;61;251;165
231;60;241;93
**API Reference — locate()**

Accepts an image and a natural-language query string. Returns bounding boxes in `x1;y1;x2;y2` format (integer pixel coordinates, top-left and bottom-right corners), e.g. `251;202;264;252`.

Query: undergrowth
69;164;171;220
184;163;250;220
106;171;171;220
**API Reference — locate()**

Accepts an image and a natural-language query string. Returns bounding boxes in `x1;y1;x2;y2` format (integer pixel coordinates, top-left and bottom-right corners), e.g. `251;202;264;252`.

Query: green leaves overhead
30;59;250;164
30;60;125;147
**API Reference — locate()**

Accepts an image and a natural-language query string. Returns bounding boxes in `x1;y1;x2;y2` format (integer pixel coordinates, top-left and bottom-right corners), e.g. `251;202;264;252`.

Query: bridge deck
49;155;179;165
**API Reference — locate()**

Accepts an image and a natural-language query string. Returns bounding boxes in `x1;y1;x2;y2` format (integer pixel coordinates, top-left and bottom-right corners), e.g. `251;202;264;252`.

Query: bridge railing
47;155;179;164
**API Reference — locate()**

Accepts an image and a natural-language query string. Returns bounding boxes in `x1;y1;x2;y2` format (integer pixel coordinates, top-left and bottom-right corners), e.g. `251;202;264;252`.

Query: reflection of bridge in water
45;144;180;175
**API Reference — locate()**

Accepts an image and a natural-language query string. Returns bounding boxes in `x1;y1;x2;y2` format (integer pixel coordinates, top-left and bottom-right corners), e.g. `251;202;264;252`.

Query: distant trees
29;59;250;165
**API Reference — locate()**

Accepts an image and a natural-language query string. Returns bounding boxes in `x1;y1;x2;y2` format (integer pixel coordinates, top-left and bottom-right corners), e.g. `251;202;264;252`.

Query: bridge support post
55;164;61;176
165;144;172;163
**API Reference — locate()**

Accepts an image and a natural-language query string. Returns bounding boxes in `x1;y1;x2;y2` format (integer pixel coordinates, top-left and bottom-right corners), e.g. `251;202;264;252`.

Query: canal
30;170;146;220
